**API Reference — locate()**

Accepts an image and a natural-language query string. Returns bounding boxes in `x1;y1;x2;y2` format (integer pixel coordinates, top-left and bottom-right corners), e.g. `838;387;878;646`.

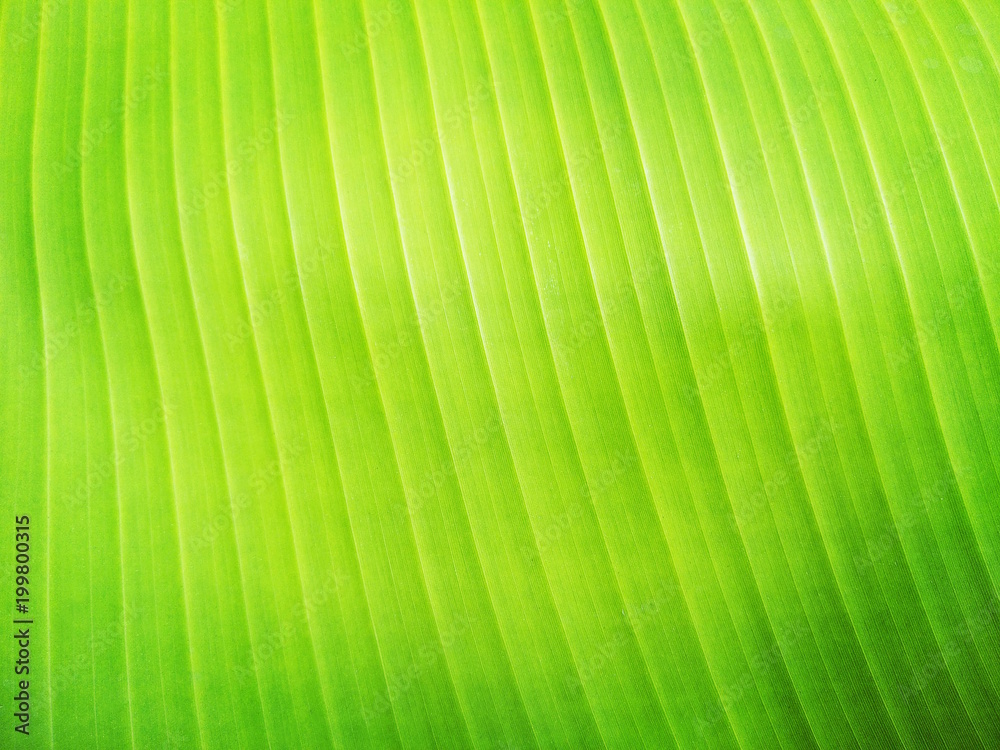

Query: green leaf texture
2;0;1000;747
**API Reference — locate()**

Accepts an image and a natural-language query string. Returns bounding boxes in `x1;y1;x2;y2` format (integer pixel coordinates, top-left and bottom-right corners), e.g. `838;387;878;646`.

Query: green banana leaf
3;0;1000;747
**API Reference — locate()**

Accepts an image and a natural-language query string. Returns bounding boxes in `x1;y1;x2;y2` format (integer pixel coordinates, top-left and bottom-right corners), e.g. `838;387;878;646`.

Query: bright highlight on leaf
2;0;1000;748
